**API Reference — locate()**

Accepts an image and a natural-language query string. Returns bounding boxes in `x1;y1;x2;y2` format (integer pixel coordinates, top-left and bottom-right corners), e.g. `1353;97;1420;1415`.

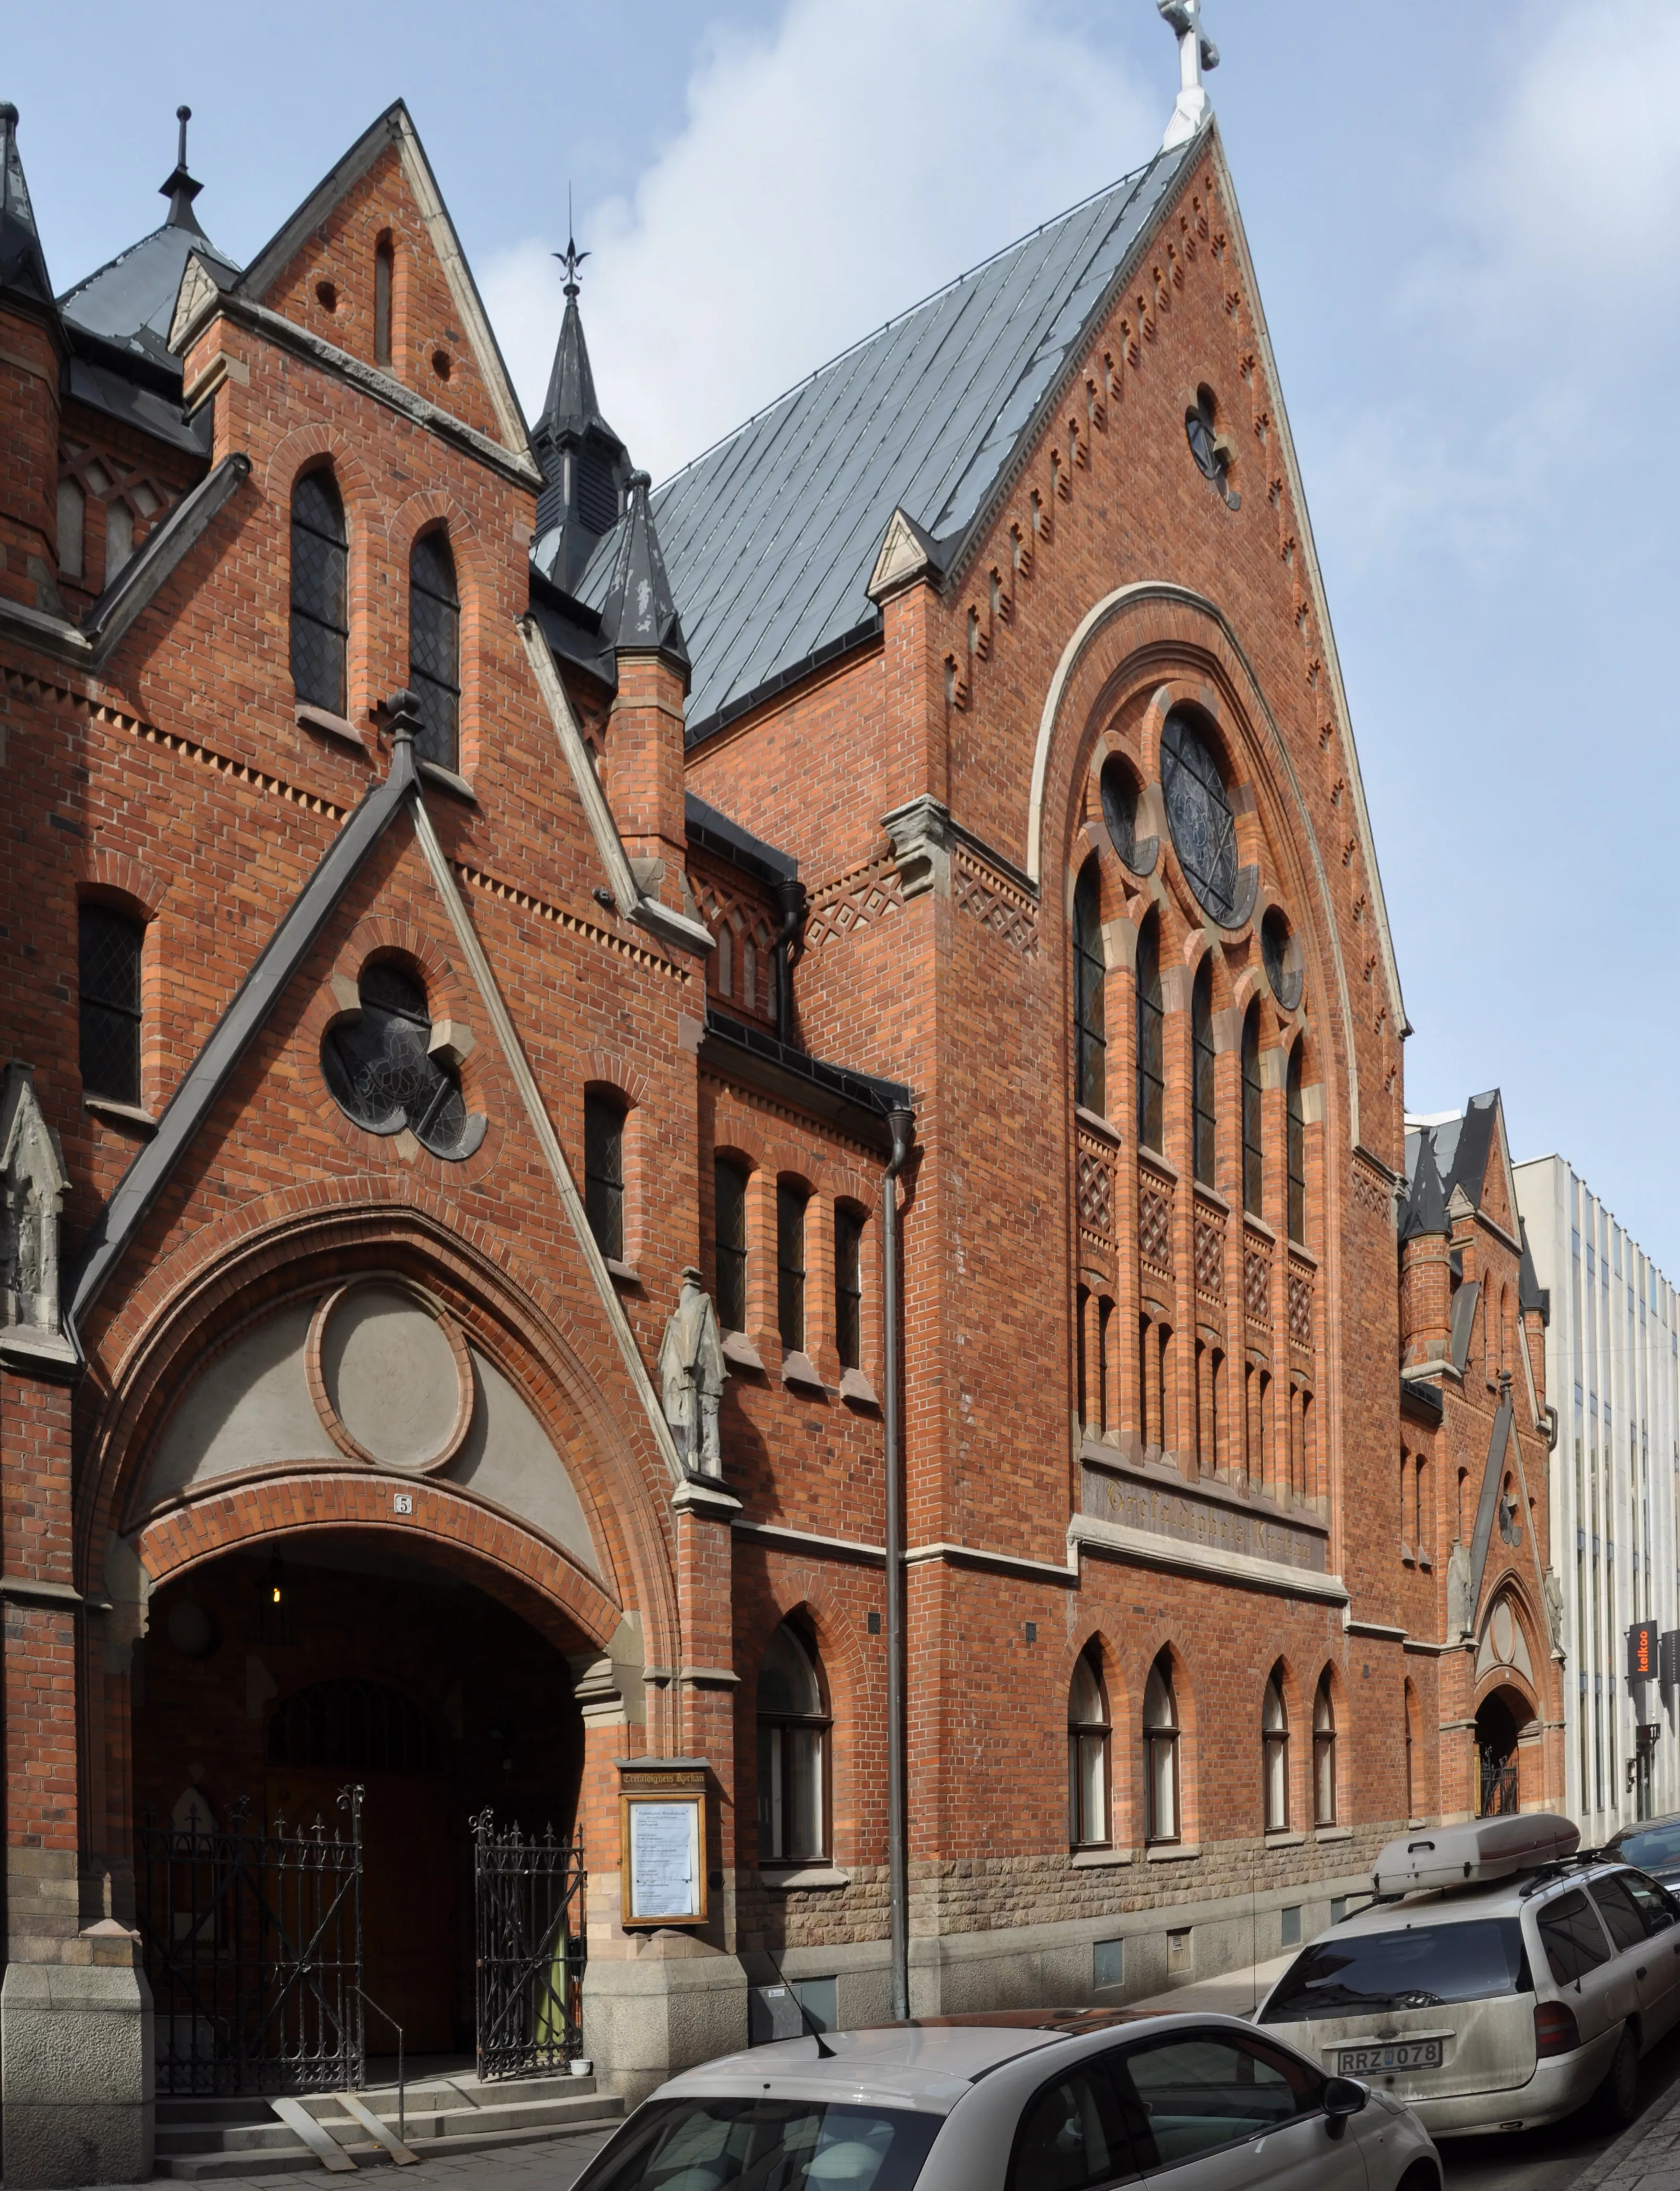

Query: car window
1616;1822;1680;1873
1595;1875;1658;1952
573;2097;943;2191
1259;1918;1528;2021
1536;1890;1613;1984
1007;2062;1137;2191
1115;2032;1319;2170
1617;1870;1680;1935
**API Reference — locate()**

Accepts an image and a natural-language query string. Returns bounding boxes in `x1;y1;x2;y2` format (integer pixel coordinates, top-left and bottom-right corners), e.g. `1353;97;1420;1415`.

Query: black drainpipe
882;1102;916;2022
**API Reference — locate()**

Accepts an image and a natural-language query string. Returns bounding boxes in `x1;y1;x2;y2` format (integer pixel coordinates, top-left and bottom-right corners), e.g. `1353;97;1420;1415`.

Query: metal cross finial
553;182;590;298
1158;0;1219;150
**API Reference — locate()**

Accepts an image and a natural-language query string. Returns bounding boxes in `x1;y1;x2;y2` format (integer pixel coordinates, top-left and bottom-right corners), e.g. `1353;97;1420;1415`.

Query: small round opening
431;348;452;382
315;279;338;313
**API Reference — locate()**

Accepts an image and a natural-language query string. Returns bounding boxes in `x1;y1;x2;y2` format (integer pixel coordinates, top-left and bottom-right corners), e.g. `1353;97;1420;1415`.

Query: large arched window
757;1622;829;1864
1135;917;1165;1153
713;1157;748;1332
1286;1044;1306;1245
1241;1003;1263;1217
1068;1646;1111;1849
290;468;348;716
1191;957;1215;1186
1072;861;1106;1115
79;901;144;1106
1313;1671;1338;1825
1143;1651;1180;1845
408;529;460;770
1262;1666;1289;1832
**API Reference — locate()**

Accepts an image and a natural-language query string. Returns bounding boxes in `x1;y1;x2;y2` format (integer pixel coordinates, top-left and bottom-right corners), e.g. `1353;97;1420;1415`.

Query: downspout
773;877;808;1037
882;1103;916;2022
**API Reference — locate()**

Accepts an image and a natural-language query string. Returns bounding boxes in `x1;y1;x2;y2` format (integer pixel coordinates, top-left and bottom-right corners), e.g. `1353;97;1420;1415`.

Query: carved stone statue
1447;1538;1474;1639
1543;1566;1566;1656
1;1062;69;1345
657;1268;727;1476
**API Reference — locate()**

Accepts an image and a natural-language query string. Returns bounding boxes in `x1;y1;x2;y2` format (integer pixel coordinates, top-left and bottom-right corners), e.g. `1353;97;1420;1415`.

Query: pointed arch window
290;467;348;716
1143;1651;1180;1845
1262;1667;1289;1832
374;236;394;367
1191;957;1216;1186
1135;918;1165;1153
777;1181;809;1353
757;1622;829;1863
79;902;143;1105
713;1157;748;1332
584;1091;627;1261
835;1202;865;1371
1286;1044;1306;1245
408;529;460;770
1068;1646;1111;1849
1241;1004;1263;1216
1072;861;1106;1115
1313;1672;1338;1826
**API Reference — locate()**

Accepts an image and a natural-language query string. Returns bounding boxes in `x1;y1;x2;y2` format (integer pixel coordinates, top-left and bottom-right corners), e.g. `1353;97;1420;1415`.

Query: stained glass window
79;903;142;1104
1161;711;1239;925
322;959;483;1160
1192;957;1216;1187
408;530;460;770
1073;861;1106;1115
1136;917;1165;1153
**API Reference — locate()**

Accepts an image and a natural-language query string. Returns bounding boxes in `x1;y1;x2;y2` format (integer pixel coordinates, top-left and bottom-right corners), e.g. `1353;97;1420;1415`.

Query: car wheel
1593;2027;1640;2131
1395;2164;1440;2191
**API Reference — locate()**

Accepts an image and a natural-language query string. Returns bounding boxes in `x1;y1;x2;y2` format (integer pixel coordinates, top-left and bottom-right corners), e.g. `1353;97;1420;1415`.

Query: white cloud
480;0;1157;481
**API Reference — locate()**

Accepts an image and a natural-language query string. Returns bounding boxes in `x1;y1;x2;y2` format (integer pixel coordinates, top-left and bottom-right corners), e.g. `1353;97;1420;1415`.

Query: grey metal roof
60;219;241;376
573;132;1200;741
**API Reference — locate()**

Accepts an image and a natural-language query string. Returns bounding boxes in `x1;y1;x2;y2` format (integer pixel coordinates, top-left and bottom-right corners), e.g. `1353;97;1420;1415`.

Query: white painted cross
1158;0;1220;150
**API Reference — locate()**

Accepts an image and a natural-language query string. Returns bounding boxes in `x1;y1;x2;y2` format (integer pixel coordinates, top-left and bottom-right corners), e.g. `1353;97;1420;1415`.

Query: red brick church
0;16;1563;2179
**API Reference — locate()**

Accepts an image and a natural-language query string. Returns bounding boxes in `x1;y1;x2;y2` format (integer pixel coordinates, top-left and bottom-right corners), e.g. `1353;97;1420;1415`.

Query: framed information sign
619;1761;710;1927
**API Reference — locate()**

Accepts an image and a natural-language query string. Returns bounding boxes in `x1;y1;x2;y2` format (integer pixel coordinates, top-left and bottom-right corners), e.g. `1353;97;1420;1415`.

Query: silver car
567;2008;1441;2191
1256;1859;1680;2134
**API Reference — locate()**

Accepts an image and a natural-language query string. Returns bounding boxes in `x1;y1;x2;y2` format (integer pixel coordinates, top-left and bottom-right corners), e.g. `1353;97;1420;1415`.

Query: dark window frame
1135;918;1165;1153
1286;1043;1307;1245
777;1180;809;1354
289;467;349;717
583;1089;627;1262
1263;1667;1290;1833
1143;1650;1181;1847
756;1620;831;1866
834;1202;865;1371
408;527;461;772
714;1156;748;1333
1241;1004;1263;1217
78;901;145;1105
1068;1645;1113;1852
1191;956;1216;1187
374;237;394;367
1073;860;1107;1116
1312;1672;1338;1826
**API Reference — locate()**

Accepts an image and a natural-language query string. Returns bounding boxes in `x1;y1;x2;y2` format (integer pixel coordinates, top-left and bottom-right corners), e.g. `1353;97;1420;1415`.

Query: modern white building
1514;1158;1680;1833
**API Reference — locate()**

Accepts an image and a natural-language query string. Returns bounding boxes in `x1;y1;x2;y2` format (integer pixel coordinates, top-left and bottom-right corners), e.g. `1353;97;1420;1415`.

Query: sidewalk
1572;2071;1680;2191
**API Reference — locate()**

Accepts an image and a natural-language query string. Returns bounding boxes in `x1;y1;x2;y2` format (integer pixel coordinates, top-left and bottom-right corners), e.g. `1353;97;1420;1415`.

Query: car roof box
1372;1813;1579;1896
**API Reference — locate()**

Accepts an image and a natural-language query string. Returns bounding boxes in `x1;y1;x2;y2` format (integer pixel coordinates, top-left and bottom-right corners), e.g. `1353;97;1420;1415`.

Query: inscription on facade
1081;1458;1327;1573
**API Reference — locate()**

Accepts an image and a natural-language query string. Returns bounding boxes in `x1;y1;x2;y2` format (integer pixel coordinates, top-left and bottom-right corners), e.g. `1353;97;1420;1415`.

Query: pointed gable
237;103;533;466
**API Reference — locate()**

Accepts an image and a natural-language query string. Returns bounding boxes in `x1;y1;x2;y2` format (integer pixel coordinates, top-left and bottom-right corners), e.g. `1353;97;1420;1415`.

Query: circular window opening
315;279;338;313
322;958;484;1160
1160;710;1240;925
1185;385;1239;510
1100;754;1141;871
1261;906;1303;1011
431;348;452;382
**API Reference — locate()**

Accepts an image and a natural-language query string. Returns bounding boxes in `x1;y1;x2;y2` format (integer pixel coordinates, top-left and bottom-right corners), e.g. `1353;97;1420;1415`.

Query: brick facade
0;93;1562;2158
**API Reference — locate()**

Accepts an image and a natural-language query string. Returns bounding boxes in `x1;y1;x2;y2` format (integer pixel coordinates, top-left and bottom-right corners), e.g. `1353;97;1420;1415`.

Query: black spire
0;103;54;307
601;471;689;676
158;105;207;236
529;222;633;587
1400;1127;1450;1241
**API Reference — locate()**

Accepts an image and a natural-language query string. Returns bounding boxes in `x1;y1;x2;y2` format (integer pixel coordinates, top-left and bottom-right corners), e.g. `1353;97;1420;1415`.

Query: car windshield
572;2096;944;2191
1617;1823;1680;1873
1260;1918;1530;2022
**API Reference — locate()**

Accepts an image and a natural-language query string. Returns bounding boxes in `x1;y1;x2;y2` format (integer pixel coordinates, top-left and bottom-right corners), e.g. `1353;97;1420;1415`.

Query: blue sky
9;2;1679;1269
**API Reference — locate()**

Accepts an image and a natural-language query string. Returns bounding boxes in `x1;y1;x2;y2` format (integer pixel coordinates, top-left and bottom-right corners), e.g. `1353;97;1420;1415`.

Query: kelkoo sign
1628;1619;1659;1683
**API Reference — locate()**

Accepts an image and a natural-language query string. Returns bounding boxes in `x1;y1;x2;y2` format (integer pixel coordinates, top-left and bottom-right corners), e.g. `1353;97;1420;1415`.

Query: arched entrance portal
1475;1688;1531;1818
135;1534;586;2062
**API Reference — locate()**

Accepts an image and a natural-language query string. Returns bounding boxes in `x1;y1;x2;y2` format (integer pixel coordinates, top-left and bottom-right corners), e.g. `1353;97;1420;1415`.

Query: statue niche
0;1063;72;1362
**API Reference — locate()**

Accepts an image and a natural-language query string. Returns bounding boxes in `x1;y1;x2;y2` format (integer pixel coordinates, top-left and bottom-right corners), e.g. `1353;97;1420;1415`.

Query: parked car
567;2006;1440;2191
1604;1813;1680;1890
1256;1812;1680;2135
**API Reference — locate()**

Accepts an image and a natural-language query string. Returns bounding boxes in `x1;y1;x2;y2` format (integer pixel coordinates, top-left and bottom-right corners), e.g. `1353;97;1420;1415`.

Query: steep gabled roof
574;130;1203;741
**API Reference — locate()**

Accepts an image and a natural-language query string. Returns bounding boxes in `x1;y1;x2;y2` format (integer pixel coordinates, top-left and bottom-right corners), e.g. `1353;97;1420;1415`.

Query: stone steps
152;2073;624;2178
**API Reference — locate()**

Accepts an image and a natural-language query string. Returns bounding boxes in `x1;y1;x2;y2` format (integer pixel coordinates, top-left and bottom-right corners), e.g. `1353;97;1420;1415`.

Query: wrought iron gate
473;1812;585;2079
137;1788;364;2095
1479;1760;1519;1816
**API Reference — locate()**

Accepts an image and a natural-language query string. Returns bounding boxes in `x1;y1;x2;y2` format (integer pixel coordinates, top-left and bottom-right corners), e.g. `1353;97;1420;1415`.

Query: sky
8;1;1680;1270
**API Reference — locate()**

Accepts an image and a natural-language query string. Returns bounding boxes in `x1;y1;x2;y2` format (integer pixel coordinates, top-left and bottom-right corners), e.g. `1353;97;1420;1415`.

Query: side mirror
1323;2076;1369;2139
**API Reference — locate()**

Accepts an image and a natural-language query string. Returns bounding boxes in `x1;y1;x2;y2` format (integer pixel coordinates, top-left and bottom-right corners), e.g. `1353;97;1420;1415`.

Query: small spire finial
159;101;206;234
552;182;589;298
1158;0;1219;150
177;104;191;169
